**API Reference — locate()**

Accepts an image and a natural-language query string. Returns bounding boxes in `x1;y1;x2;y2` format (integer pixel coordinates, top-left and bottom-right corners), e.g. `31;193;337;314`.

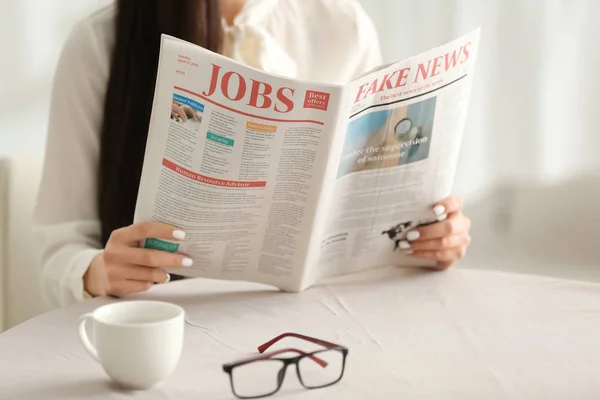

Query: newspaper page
302;29;481;287
133;35;347;291
134;30;480;292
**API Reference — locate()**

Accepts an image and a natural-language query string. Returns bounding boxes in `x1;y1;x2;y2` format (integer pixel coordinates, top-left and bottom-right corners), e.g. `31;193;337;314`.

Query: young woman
34;0;471;308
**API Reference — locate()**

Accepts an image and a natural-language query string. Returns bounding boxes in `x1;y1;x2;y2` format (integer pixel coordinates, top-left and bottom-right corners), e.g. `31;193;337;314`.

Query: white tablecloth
1;267;599;399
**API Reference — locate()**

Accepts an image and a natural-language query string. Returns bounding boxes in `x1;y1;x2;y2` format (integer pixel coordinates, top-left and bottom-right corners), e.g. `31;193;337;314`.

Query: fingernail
399;240;411;249
407;231;420;241
433;205;446;217
404;250;414;255
173;230;186;240
437;213;448;222
163;273;171;284
182;257;193;267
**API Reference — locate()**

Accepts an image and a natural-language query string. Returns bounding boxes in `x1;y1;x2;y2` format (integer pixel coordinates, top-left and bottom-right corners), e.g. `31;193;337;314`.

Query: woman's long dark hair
98;0;222;245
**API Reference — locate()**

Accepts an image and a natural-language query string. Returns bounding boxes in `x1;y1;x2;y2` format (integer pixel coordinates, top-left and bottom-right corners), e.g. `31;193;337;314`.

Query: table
1;267;599;399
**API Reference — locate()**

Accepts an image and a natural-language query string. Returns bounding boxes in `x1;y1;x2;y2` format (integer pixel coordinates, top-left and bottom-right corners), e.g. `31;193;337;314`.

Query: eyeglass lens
231;359;284;398
297;349;345;389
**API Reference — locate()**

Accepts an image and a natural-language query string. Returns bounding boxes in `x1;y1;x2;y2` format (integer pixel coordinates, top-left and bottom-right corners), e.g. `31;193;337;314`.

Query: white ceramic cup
78;300;185;390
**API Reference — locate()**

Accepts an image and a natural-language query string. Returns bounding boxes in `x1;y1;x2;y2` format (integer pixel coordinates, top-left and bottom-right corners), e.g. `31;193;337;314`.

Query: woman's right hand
84;222;192;298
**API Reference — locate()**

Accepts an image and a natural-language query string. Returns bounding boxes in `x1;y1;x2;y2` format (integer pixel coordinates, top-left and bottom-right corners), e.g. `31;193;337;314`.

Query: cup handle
78;313;99;362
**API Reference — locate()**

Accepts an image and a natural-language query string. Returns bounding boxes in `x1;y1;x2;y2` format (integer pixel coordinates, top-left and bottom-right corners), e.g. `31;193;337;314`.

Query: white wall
0;0;111;155
360;0;600;203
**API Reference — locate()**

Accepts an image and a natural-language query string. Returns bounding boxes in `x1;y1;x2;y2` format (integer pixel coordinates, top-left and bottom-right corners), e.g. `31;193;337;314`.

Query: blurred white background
0;0;111;155
1;0;600;330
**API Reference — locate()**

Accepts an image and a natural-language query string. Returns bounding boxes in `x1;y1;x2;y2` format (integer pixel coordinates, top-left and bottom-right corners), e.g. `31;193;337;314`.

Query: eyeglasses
222;333;349;399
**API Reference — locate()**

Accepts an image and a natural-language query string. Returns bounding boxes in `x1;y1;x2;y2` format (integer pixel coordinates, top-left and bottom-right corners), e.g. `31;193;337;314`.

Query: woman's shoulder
60;4;116;72
50;3;116;111
78;3;116;35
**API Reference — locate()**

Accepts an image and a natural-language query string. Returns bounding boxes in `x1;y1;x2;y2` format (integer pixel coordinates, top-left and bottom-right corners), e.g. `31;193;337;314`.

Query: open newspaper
134;29;481;291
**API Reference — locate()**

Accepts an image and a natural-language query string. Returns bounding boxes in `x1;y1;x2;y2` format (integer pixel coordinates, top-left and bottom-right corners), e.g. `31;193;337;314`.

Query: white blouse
34;0;383;308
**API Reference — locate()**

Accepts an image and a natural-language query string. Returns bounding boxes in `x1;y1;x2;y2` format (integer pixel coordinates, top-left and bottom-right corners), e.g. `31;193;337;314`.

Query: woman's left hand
401;195;471;270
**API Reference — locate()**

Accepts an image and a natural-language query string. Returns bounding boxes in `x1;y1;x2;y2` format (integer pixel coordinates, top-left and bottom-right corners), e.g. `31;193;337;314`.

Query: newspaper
133;29;481;291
